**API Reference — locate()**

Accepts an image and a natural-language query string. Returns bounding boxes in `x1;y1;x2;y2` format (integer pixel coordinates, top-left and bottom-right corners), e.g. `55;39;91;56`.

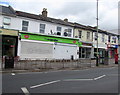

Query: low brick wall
13;59;95;70
108;58;115;64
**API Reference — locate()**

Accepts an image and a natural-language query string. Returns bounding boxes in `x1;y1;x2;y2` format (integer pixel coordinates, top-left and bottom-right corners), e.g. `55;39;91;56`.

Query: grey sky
0;0;119;33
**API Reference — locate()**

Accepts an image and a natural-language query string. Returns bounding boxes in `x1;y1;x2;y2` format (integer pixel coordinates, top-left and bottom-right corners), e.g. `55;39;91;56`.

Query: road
2;67;119;94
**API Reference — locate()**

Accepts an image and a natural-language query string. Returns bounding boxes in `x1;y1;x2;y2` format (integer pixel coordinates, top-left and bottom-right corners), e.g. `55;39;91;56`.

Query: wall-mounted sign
20;32;82;46
0;29;18;36
24;35;29;39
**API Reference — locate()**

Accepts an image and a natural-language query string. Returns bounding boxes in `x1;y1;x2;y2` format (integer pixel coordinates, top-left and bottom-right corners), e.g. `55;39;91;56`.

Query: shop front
18;32;82;60
0;28;18;68
79;42;93;59
107;44;118;64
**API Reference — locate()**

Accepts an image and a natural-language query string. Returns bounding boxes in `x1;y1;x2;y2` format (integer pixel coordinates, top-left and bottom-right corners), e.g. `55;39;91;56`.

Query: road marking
30;80;60;89
64;79;93;81
94;75;106;80
11;73;15;75
21;87;29;95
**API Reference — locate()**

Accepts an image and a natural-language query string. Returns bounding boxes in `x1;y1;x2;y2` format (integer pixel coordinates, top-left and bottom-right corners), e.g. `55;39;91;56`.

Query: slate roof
1;5;15;16
15;11;74;27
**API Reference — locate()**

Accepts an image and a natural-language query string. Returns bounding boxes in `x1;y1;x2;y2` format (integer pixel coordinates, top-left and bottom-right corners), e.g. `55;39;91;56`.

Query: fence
13;59;95;70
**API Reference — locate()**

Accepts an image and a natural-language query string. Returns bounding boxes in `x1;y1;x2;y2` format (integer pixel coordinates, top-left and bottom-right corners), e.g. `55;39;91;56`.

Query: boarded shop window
40;24;45;34
22;21;29;31
3;17;11;29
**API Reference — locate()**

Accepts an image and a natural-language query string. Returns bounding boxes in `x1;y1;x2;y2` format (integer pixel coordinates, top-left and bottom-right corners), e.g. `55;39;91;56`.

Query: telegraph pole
96;0;99;66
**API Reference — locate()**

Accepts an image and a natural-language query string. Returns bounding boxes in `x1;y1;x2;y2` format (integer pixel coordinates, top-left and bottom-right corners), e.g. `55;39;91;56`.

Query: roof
0;5;118;36
0;5;15;16
15;11;74;27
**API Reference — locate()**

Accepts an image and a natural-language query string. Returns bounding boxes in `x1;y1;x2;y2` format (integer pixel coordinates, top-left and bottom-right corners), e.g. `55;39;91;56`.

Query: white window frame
87;32;90;39
3;17;11;29
78;30;82;38
22;20;29;31
102;34;105;42
68;28;72;37
40;24;45;34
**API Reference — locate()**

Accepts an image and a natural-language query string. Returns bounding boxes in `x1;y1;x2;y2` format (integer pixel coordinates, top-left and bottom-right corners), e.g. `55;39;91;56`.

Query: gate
5;57;14;69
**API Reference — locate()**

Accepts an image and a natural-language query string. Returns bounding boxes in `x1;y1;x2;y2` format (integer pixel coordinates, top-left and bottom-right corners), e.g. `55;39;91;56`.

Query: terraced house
0;5;118;69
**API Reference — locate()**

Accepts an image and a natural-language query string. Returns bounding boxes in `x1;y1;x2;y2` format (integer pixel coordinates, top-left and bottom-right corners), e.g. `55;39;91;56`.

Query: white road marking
94;75;106;80
64;79;93;81
30;80;60;89
11;73;15;75
21;87;29;95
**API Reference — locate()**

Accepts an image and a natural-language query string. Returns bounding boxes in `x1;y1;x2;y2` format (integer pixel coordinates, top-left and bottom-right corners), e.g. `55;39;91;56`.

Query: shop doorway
2;35;18;69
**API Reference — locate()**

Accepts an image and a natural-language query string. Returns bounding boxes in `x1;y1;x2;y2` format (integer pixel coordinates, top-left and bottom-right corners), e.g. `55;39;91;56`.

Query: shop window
40;24;45;34
3;17;11;29
22;21;29;31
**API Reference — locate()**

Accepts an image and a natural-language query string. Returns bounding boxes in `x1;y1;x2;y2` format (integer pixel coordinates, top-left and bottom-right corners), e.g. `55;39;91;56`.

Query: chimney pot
64;18;68;22
42;8;48;17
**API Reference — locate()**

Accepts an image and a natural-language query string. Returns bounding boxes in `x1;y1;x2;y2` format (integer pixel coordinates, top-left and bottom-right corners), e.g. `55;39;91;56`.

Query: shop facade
18;32;82;60
0;28;18;68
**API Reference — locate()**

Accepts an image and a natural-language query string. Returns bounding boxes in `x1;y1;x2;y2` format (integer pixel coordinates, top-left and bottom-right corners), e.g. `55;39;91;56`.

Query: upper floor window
102;34;105;42
56;26;62;35
112;36;116;43
87;32;90;39
40;24;45;34
57;26;61;31
22;21;29;31
78;30;82;38
3;17;11;29
68;29;72;37
108;35;111;42
94;32;97;40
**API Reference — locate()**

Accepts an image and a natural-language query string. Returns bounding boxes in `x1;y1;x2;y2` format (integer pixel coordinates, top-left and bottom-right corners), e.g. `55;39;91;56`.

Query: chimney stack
64;18;68;22
42;8;48;17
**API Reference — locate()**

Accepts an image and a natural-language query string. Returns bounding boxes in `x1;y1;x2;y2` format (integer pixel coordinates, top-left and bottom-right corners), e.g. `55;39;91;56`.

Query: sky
0;0;119;34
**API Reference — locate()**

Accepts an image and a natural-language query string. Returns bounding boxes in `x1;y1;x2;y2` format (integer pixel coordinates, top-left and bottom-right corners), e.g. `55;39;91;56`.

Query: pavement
2;65;119;94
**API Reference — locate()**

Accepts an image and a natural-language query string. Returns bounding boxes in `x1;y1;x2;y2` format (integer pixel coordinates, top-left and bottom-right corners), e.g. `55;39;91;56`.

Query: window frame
87;32;90;39
40;24;46;34
102;34;105;42
56;26;62;32
22;20;29;31
3;17;11;29
67;28;72;37
78;30;82;38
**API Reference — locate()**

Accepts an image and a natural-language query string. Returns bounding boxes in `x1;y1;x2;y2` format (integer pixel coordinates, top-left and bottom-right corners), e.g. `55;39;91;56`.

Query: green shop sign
20;32;82;46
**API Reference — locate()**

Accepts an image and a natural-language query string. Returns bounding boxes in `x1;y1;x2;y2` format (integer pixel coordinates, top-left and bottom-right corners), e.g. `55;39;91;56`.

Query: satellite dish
64;32;68;36
57;32;61;35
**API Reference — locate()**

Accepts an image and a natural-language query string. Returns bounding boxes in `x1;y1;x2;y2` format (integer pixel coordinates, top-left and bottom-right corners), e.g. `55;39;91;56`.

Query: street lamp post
96;0;99;66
